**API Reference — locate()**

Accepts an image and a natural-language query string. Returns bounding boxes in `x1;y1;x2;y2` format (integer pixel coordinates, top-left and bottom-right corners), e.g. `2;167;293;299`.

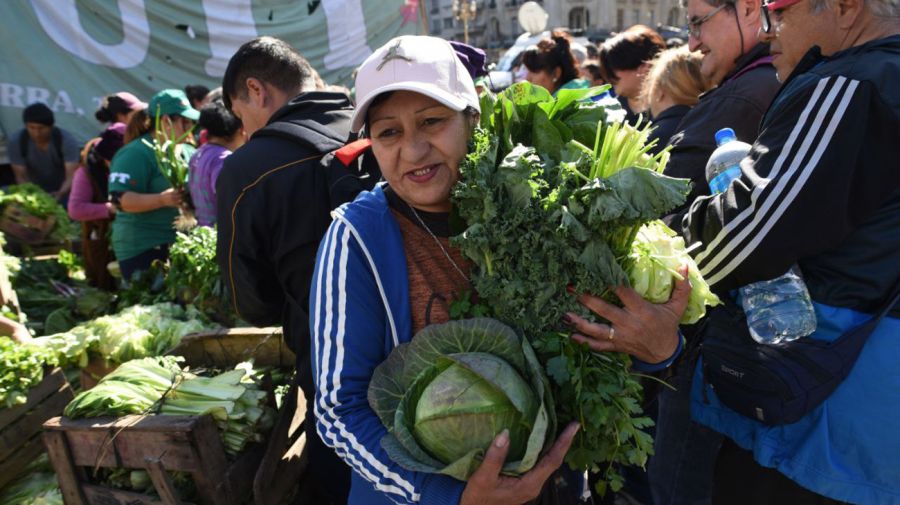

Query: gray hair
809;0;900;17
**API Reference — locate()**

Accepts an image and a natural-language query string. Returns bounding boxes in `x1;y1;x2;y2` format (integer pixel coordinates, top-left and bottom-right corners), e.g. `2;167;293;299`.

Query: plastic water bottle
706;128;817;344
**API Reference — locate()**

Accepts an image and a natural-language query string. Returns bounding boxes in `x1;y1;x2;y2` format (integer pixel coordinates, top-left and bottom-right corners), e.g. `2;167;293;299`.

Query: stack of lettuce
29;303;216;368
64;356;276;457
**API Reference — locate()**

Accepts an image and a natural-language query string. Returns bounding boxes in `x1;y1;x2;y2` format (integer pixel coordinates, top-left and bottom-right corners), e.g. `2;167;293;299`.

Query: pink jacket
67;167;111;221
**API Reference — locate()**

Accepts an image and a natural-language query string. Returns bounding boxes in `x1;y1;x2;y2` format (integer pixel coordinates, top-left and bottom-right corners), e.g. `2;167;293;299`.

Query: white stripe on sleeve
313;223;421;502
694;77;833;270
704;78;859;285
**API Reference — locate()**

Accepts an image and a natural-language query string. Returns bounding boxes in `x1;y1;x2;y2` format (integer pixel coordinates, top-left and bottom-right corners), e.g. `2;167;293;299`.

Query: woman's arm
119;189;182;213
0;315;31;343
68;167;112;221
311;220;465;505
52;161;79;200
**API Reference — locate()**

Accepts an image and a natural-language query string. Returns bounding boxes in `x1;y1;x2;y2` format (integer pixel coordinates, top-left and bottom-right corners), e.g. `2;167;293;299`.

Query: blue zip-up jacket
677;36;900;504
310;185;466;505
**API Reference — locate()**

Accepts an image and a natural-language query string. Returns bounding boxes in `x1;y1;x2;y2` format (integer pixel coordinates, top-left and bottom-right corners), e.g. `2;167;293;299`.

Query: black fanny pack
700;283;900;425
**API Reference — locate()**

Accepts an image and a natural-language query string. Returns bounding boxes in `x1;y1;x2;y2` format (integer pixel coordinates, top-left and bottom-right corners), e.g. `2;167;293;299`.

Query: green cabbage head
368;318;556;481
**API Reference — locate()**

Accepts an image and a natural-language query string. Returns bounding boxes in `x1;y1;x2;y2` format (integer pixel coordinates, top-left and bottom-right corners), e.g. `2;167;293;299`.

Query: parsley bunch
451;83;692;492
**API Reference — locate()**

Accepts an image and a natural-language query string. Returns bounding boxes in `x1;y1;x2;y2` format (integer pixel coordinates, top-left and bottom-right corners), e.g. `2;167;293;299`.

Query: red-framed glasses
761;0;804;33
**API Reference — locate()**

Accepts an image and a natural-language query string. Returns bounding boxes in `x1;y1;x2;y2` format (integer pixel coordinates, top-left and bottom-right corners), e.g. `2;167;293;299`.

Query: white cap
351;35;480;133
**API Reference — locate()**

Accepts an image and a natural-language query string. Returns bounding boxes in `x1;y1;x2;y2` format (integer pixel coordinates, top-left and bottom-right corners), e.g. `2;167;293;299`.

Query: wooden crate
43;414;266;505
79;328;295;389
170;327;296;368
0;203;56;244
0;367;74;488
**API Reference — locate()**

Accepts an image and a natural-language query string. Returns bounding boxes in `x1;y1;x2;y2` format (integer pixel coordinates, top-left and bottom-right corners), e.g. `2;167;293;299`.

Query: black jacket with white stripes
676;35;900;317
663;43;780;216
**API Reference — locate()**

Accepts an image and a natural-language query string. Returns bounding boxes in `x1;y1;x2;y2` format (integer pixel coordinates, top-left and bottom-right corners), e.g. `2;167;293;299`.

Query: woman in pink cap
94;92;147;125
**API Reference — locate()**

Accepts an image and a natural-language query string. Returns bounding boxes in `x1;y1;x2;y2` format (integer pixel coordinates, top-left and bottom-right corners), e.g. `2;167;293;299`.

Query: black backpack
700;281;900;425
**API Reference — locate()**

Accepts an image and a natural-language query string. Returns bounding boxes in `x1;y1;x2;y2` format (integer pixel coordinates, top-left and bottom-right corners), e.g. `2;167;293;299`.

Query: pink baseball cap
115;91;148;111
351;35;480;133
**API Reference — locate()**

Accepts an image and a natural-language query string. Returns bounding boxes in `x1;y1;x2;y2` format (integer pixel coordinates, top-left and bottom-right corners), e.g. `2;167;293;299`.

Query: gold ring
608;327;615;341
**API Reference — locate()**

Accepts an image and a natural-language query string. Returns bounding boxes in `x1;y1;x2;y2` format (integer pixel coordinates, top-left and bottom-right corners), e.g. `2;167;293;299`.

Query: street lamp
452;0;477;44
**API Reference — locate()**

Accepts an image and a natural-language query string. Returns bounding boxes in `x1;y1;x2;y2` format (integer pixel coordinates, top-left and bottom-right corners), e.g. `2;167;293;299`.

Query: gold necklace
407;203;469;283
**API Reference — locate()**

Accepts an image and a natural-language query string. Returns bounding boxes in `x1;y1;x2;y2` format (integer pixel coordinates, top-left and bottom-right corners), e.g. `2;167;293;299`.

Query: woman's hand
565;265;691;364
158;188;184;208
0;315;32;344
11;323;33;344
459;422;580;505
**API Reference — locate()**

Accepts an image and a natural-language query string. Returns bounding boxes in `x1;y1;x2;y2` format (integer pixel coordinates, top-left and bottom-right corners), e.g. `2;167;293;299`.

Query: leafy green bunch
0;336;50;408
450;82;698;492
143;108;192;191
165;226;232;324
142;107;196;229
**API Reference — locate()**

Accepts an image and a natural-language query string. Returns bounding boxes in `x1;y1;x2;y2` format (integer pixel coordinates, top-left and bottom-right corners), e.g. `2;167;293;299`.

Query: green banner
0;0;423;161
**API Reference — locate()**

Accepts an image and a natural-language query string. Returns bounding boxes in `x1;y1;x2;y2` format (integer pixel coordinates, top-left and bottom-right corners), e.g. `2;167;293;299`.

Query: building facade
424;0;685;53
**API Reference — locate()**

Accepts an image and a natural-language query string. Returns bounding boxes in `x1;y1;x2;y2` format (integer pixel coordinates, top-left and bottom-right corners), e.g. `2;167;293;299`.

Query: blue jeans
119;244;169;281
648;351;723;505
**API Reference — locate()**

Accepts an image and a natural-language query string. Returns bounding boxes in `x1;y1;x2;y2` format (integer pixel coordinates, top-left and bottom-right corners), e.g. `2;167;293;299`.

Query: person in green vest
108;89;198;281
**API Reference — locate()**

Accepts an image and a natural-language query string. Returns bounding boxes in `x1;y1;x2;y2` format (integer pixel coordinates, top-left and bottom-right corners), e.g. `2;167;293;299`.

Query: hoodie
216;91;375;399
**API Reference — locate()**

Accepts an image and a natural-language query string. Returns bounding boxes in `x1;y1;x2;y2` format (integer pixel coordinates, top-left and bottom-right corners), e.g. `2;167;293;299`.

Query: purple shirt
188;143;231;227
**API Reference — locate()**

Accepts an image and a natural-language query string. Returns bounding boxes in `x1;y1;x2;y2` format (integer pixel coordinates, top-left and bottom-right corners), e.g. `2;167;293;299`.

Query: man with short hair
7;103;81;200
648;1;782;504
216;36;374;505
678;0;900;502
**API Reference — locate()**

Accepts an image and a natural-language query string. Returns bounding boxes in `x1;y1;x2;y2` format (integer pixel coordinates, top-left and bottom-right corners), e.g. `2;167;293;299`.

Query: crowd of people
3;0;898;504
5;84;246;285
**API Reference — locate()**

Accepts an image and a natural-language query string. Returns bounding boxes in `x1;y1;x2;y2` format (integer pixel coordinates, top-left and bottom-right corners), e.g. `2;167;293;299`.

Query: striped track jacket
310;185;466;505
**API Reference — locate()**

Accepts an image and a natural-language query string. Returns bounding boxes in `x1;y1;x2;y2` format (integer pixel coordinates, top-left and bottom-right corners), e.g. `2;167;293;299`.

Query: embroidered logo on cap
377;39;413;70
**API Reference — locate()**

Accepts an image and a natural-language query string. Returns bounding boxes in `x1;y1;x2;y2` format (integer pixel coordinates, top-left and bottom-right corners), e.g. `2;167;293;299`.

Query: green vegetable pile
0;183;76;242
30;303;217;368
450;83;719;492
10;255;115;335
165;226;233;324
0;456;62;505
0;336;49;408
97;467;194;501
64;356;276;457
369;318;554;480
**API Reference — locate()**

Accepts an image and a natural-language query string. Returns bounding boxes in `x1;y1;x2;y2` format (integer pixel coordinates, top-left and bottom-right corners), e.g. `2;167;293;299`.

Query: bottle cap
715;128;736;146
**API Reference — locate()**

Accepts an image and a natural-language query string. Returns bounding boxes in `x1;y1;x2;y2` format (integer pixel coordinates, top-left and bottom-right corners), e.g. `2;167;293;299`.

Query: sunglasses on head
760;0;805;33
